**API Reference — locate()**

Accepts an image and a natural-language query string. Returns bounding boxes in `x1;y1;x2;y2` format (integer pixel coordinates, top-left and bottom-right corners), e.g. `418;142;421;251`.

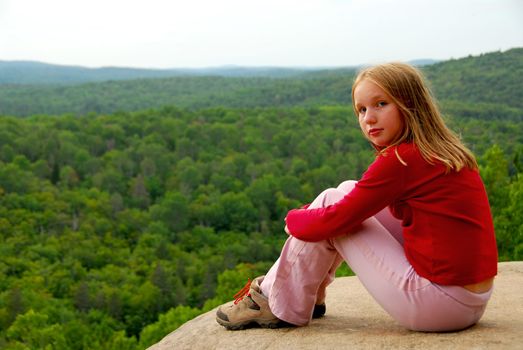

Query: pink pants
260;180;492;331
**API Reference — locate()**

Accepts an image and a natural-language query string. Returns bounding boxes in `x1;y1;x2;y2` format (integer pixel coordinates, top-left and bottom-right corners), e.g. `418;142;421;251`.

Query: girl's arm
285;151;406;241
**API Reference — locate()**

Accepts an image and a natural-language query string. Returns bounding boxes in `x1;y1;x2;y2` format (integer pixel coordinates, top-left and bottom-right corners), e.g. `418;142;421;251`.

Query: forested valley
0;48;522;349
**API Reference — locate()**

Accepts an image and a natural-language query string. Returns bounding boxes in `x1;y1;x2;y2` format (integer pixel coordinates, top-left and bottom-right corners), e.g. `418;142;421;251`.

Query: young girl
216;62;498;332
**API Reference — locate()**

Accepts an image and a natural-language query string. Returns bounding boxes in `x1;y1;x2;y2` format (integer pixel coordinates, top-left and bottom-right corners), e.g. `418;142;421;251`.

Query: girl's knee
313;188;347;208
309;181;357;209
337;180;357;193
321;187;346;201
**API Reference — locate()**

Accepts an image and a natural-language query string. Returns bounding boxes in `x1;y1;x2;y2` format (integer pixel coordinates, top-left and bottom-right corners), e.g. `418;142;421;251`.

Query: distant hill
0;58;440;85
424;49;523;109
0;61;340;85
0;48;521;118
0;61;178;84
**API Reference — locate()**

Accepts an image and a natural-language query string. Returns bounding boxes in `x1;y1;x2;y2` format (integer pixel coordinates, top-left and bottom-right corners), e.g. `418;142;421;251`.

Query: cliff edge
148;262;523;350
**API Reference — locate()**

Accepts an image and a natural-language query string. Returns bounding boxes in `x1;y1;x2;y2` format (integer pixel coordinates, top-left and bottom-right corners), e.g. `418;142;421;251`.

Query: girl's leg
330;181;491;331
260;187;347;325
331;218;491;331
313;180;403;305
262;180;491;330
338;180;403;244
261;180;402;324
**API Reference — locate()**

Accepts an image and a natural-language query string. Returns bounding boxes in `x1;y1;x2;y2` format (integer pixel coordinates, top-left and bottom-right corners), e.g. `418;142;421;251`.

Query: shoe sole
216;315;290;330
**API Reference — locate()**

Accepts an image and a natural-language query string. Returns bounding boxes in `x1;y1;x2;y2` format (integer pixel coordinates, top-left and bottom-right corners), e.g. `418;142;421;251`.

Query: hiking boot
216;276;292;330
313;303;326;318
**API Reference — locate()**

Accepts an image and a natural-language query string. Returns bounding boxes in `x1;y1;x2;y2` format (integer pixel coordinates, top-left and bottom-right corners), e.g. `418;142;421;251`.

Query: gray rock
148;262;523;350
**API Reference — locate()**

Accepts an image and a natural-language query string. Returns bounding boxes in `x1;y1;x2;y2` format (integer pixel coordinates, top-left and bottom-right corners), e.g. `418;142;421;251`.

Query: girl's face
353;79;404;148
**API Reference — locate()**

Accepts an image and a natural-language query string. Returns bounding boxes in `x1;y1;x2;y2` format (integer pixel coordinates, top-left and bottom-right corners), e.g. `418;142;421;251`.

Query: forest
0;48;521;119
0;48;522;349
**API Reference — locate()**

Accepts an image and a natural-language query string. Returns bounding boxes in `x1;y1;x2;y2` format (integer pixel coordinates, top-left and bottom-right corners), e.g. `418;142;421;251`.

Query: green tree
150;191;189;234
6;309;68;350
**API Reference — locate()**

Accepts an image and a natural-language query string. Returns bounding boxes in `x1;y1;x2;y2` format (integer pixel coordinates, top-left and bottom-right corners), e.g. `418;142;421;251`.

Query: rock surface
149;262;523;350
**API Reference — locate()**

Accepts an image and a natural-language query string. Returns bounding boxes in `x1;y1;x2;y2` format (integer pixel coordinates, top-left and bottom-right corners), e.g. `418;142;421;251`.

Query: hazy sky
0;0;522;68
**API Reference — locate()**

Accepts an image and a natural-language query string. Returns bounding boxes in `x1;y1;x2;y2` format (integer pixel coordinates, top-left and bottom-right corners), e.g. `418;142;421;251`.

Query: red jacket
285;143;498;285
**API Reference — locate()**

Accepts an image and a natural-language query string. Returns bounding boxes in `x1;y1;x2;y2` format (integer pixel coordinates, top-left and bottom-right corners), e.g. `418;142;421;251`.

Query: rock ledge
149;262;523;350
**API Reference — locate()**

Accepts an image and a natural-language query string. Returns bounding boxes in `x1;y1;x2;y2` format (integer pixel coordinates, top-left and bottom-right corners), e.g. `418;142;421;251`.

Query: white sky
0;0;522;69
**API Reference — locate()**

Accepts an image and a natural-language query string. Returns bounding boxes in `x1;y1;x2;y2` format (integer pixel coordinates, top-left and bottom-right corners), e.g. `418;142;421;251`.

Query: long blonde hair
351;62;478;171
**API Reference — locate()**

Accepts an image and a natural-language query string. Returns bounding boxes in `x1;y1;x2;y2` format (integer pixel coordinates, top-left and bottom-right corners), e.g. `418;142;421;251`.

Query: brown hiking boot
216;276;292;330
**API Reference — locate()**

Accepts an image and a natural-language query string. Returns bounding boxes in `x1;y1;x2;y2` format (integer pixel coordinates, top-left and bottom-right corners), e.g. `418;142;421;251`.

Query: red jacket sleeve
285;150;407;241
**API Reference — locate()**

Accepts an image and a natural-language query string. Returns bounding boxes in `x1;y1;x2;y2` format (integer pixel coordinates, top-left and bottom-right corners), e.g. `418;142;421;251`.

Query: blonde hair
351;62;478;171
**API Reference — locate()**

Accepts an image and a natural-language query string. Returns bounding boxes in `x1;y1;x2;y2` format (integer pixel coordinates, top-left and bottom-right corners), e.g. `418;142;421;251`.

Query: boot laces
233;278;252;305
